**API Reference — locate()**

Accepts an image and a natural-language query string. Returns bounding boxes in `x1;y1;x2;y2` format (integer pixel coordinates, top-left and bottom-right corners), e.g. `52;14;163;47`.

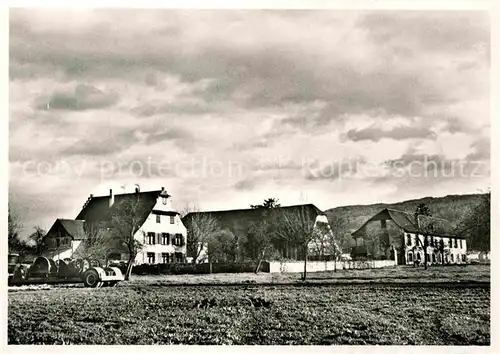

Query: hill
324;193;487;251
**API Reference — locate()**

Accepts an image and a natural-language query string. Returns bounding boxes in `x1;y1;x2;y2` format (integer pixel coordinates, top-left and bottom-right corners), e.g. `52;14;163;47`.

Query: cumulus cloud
345;125;437;142
8;9;491;237
233;178;256;191
35;84;119;111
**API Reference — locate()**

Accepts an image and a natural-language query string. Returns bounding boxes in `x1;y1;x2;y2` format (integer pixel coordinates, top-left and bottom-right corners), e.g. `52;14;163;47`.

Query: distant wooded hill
324;193;487;252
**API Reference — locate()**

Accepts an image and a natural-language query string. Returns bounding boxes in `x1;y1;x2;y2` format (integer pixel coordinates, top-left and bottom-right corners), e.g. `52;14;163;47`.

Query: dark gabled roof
184;203;324;218
59;219;87;240
351;208;459;238
76;190;163;225
182;203;325;234
46;219;86;240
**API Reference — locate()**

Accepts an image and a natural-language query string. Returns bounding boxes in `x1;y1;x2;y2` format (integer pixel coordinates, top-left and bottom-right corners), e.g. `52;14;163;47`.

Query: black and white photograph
6;4;493;347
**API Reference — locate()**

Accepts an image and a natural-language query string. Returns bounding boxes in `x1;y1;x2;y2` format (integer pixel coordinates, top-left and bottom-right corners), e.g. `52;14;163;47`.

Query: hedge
128;261;270;275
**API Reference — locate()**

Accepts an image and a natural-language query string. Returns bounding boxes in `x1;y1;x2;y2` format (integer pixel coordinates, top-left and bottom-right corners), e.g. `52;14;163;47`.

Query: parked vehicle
8;255;125;288
8;253;20;280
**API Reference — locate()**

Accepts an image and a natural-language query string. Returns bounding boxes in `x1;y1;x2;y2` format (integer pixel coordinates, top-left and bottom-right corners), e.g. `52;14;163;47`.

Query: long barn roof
182;203;325;233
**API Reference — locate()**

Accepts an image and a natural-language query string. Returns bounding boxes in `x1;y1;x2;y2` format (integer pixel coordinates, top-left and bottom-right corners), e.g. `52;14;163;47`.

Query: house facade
43;187;187;265
133;193;187;264
43;219;86;261
351;208;467;265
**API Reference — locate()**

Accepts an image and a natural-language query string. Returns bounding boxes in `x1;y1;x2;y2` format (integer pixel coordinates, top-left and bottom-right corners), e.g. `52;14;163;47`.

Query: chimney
109;189;114;207
90;194;93;198
135;187;140;193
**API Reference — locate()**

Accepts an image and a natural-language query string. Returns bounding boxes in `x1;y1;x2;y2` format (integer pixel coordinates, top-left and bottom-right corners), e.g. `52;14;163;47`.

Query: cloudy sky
9;9;490;238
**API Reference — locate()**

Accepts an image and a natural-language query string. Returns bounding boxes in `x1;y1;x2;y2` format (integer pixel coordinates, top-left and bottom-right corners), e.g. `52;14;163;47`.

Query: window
459;239;463;249
173;234;183;246
156;214;161;223
162;253;169;263
170;215;175;224
147;252;155;264
56;238;60;248
147;232;156;245
175;252;184;263
451;254;454;263
454;239;458;248
381;220;387;229
162;197;167;205
408;252;413;262
406;234;412;246
162;233;170;245
462;254;466;262
448;238;453;248
416;253;421;261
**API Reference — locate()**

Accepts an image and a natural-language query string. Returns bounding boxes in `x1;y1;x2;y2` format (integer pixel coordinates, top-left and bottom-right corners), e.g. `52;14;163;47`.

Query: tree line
8;190;490;280
8;205;47;260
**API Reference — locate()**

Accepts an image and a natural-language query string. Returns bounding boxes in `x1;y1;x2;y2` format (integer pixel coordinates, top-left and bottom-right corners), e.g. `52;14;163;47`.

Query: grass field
129;264;491;286
8;265;490;345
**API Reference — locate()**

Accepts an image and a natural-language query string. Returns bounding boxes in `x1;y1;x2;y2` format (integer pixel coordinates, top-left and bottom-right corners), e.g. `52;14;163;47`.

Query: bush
131;262;270;275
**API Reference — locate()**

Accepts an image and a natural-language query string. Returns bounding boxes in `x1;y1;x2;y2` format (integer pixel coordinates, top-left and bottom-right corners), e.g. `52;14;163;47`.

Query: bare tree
275;206;318;281
80;220;114;266
108;195;149;280
242;199;282;273
182;204;220;264
28;226;47;256
8;206;23;252
245;215;279;273
438;238;445;265
414;203;434;270
207;228;238;263
455;191;490;252
311;220;342;271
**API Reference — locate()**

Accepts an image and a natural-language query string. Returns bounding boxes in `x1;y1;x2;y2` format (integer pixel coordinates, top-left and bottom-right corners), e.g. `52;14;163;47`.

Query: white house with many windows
44;187;187;265
351;208;467;265
402;232;467;265
135;192;187;264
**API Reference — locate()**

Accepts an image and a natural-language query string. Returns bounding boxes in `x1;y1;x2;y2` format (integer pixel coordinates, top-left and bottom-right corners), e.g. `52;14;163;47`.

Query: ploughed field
8;281;490;345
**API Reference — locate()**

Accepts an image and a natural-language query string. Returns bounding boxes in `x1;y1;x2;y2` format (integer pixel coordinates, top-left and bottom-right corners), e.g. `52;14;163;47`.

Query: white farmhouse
43;187;187;265
351;208;467;265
